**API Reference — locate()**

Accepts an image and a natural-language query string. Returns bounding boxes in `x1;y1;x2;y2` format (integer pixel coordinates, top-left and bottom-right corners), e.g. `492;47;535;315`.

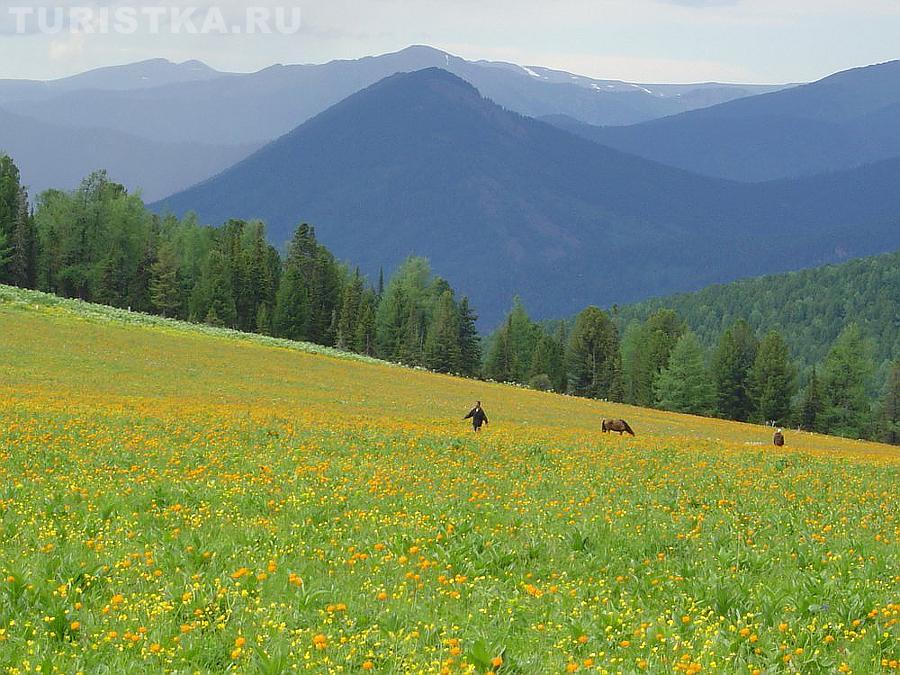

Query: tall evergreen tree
149;243;183;318
749;330;796;424
272;265;309;341
337;270;364;350
354;291;377;356
633;309;684;406
712;319;759;421
10;187;36;288
506;297;539;384
398;303;425;366
197;250;237;327
485;321;515;383
424;290;461;373
457;296;482;377
820;324;874;438
877;359;900;445
567;306;622;400
0;155;21;284
375;257;431;360
653;331;715;415
799;367;825;432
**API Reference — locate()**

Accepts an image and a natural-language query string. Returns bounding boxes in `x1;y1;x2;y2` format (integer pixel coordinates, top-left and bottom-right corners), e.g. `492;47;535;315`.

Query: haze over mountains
0;46;784;197
550;60;900;181
3;46;900;324
155;68;900;324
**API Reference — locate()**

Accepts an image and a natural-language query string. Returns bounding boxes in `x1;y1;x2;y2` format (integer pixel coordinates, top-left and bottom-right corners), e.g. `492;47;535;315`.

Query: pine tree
203;250;237;328
354;292;377;356
712;319;759;421
424;290;461;373
272;265;309;341
653;331;715;415
336;270;363;350
506;297;538;384
820;324;874;438
0;229;10;276
620;320;643;404
484;321;514;382
10;187;36;288
633;310;684;406
149;243;183;318
877;359;899;445
398;303;425;366
799;367;825;432
0;155;21;284
457;296;482;377
749;330;796;424
567;306;622;400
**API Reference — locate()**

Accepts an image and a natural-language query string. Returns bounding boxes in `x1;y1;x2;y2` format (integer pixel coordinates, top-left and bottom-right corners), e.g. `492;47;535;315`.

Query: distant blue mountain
153;68;900;325
548;60;900;181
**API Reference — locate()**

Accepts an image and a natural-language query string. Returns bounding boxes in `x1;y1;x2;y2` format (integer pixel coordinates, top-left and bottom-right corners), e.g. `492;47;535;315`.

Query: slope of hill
556;60;900;181
0;106;259;200
0;283;896;671
616;250;900;371
0;46;786;146
154;68;900;324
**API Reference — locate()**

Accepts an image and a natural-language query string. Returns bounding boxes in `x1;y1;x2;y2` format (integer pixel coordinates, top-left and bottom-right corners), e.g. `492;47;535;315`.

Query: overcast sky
1;0;899;83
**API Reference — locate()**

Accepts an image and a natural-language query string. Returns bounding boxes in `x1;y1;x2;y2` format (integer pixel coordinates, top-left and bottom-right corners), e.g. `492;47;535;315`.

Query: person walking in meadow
773;428;785;446
464;401;489;432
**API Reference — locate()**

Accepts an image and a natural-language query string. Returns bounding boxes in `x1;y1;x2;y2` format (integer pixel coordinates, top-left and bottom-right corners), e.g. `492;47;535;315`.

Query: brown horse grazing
602;419;635;436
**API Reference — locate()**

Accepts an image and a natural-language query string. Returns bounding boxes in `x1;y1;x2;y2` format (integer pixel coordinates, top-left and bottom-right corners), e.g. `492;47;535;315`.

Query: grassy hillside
0;286;897;673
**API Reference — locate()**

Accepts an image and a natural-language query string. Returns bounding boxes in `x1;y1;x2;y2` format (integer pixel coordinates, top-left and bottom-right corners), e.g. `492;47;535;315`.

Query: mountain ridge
153;67;900;324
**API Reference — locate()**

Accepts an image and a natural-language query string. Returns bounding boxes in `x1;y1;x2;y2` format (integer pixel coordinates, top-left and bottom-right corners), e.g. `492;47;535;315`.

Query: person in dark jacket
773;429;785;447
464;401;489;432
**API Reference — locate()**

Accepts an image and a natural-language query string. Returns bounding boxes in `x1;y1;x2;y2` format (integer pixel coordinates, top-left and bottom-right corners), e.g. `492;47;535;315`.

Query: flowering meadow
0;287;898;673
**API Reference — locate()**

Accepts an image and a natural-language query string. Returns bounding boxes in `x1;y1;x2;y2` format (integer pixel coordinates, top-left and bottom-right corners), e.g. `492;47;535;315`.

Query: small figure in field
464;401;489;432
773;428;785;447
602;419;635;436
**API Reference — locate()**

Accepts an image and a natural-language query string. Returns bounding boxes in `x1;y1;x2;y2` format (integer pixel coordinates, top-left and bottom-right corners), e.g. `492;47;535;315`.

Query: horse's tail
622;421;635;436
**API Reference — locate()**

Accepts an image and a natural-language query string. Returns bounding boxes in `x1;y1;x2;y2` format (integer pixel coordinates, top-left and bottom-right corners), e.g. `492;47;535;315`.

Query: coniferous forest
1;156;897;444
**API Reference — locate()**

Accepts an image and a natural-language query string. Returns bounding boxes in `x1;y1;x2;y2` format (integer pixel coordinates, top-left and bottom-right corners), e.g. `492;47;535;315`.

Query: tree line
1;156;896;444
483;302;898;444
0;163;481;378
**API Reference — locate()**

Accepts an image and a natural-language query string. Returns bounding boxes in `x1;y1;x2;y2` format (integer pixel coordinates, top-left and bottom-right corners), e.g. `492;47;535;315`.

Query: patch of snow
629;83;655;95
521;66;543;79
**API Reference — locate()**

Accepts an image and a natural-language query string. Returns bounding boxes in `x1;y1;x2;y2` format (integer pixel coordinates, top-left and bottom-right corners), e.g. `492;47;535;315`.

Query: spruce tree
567;306;622;400
457;296;482;377
750;330;796;424
877;359;899;445
337;270;364;350
354;292;377;356
272;265;309;341
398;303;425;366
201;250;237;328
820;324;874;438
10;187;36;288
799;367;825;432
149;243;183;318
485;321;515;382
0;155;21;284
424;290;461;373
653;331;715;415
506;297;538;383
633;310;684;406
712;319;759;421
